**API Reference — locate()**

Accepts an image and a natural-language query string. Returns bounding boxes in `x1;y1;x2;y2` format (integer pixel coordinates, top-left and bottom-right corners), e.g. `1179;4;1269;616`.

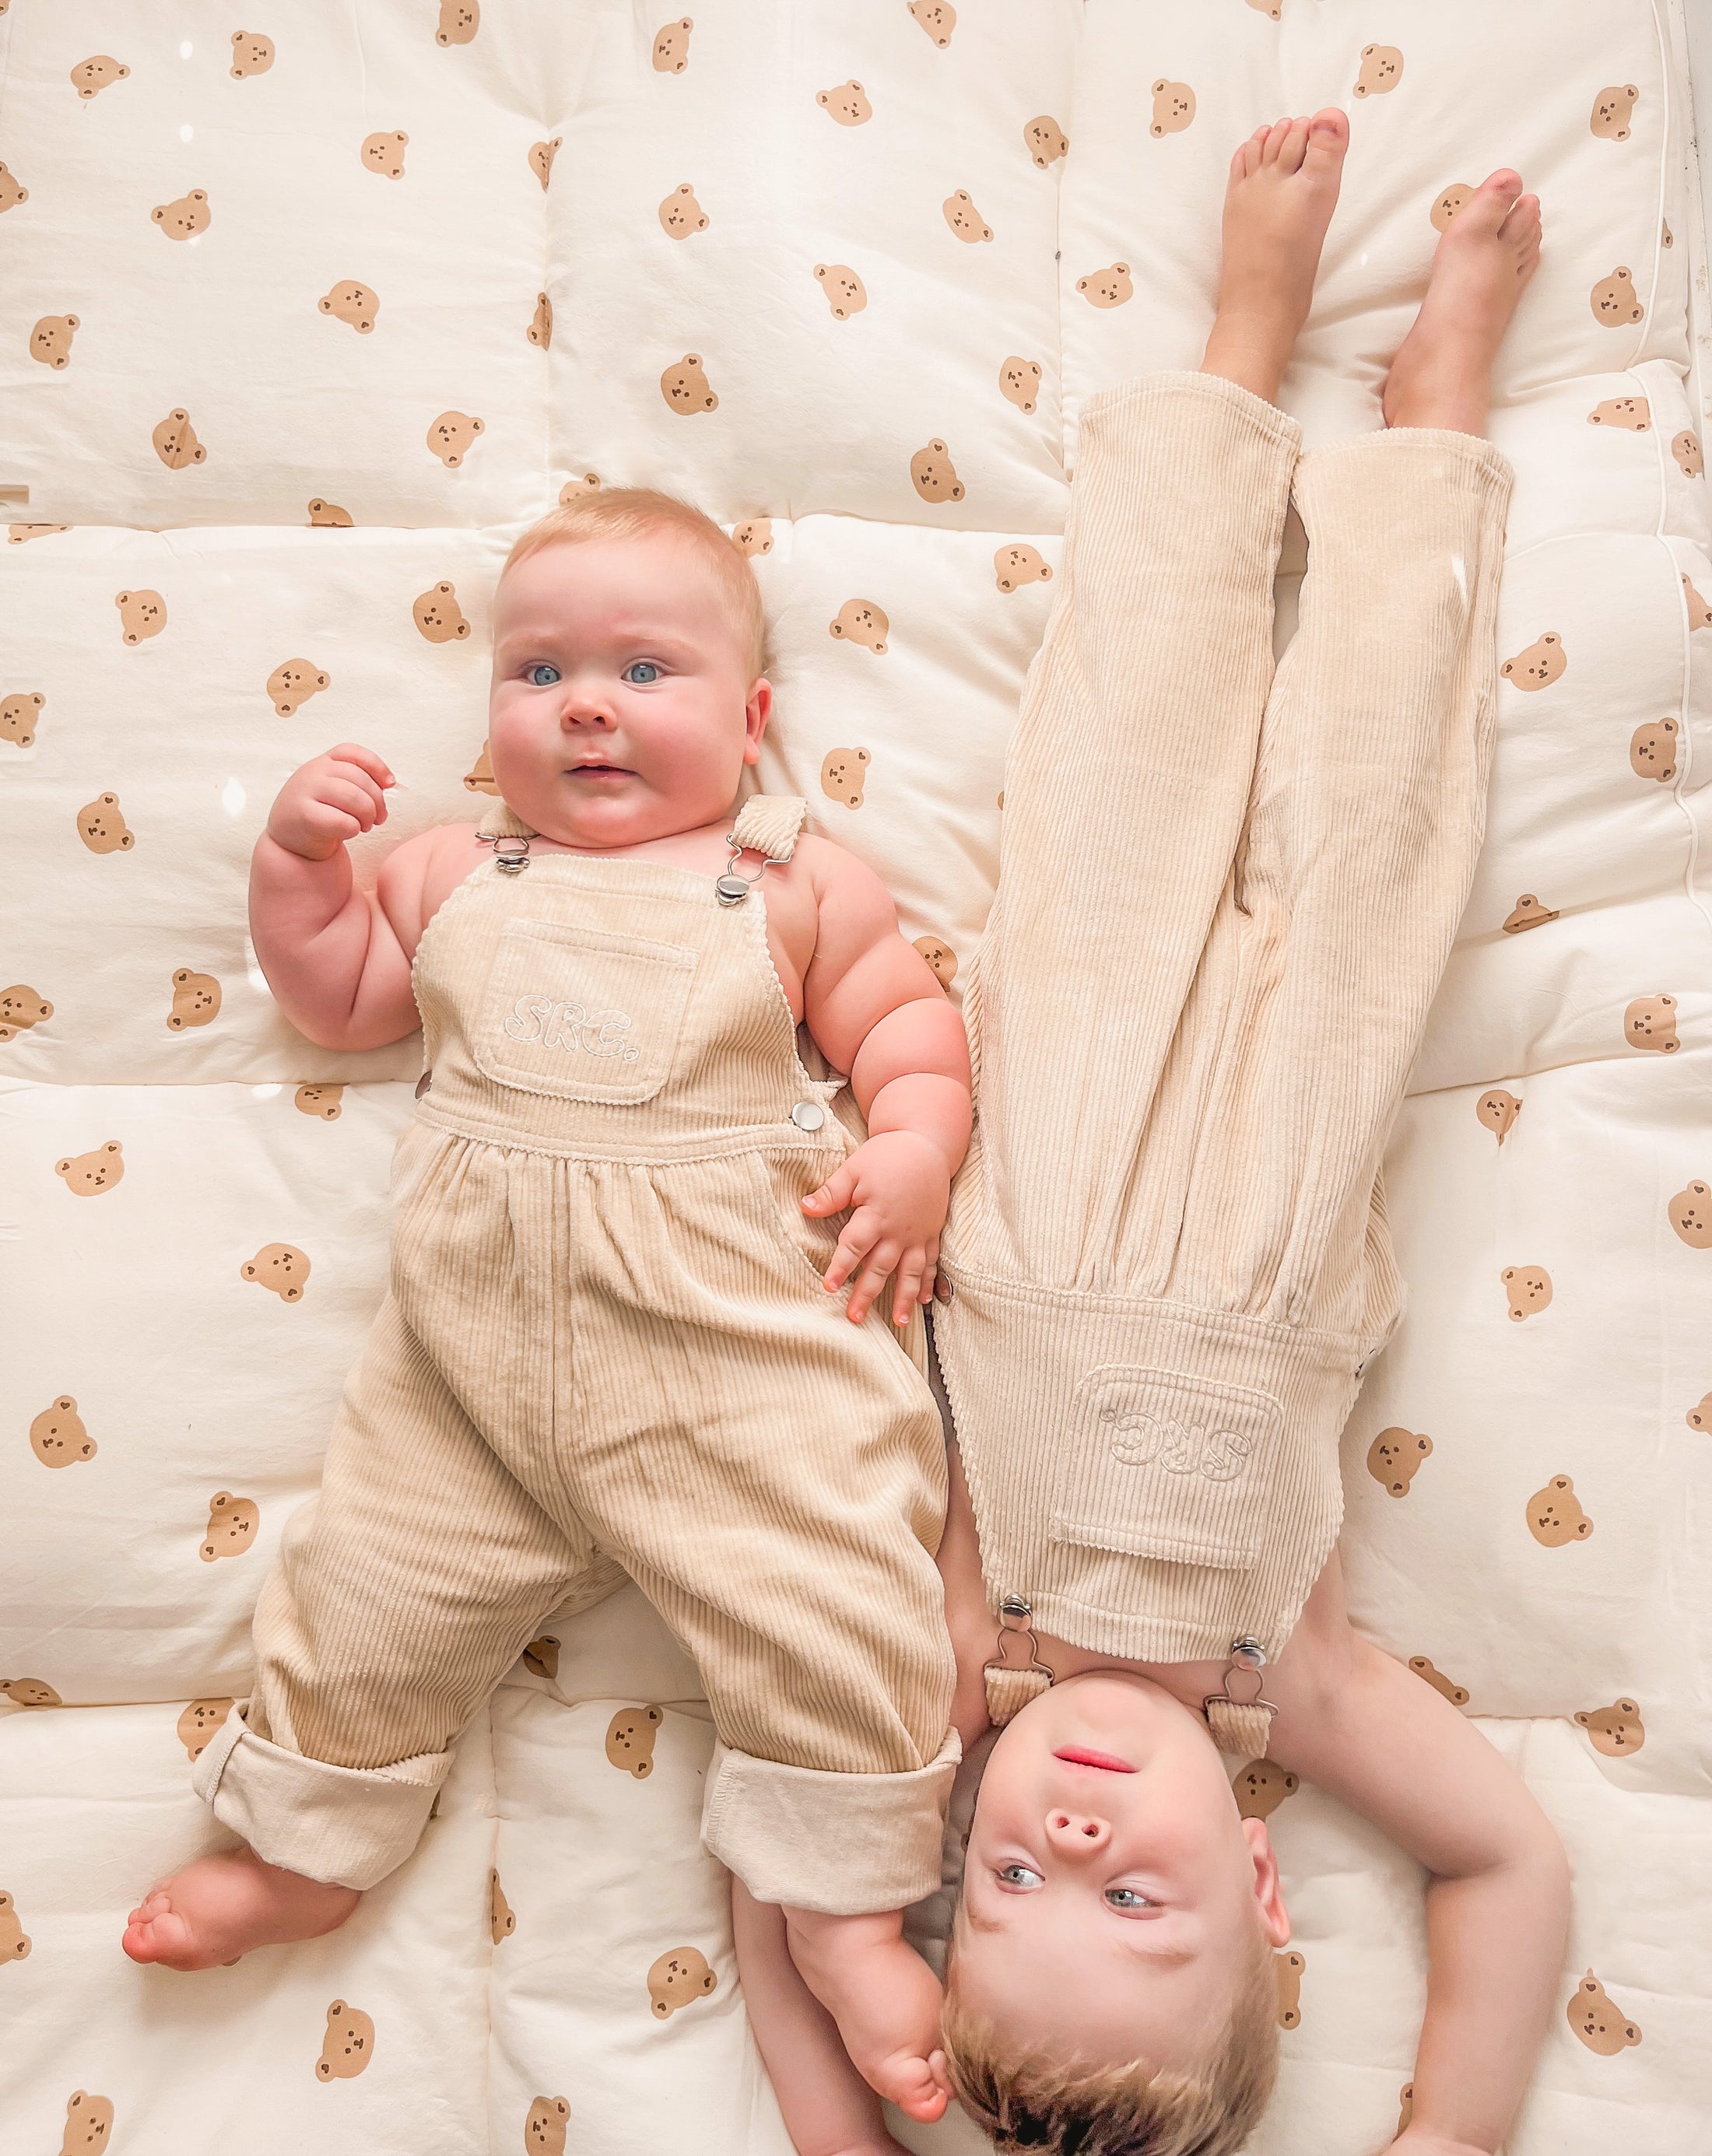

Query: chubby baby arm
251;744;429;1050
798;843;972;1325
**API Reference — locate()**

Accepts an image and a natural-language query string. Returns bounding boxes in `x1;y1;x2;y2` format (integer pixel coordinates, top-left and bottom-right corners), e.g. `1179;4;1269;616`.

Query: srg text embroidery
503;994;641;1062
1098;1403;1254;1484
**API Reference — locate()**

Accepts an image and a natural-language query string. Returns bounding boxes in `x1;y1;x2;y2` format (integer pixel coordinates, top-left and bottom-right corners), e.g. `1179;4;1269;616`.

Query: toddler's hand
802;1130;950;1327
865;2042;953;2126
783;1909;952;2127
267;742;395;862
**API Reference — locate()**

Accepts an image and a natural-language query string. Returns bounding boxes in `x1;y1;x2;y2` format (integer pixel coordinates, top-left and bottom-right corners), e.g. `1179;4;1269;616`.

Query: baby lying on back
124;486;974;2122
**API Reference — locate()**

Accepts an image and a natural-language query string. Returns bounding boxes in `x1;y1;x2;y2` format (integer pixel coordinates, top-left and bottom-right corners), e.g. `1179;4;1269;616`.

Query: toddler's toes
1303;107;1349;172
1276;116;1310;174
1458;169;1524;233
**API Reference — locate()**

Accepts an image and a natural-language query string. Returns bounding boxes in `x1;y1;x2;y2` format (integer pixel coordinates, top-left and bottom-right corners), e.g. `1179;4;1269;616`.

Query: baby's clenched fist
267;743;395;861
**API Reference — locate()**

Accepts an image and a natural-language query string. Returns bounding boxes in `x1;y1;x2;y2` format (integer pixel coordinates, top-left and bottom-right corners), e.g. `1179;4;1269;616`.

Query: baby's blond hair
500;488;770;682
940;1919;1279;2155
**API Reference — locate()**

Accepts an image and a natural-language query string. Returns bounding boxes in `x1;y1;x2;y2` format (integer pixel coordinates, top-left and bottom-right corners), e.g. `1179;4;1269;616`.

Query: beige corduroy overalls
935;370;1514;1709
193;794;959;1913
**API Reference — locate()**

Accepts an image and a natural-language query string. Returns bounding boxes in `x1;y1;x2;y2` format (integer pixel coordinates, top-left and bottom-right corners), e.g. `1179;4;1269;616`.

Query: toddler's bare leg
1384;170;1542;435
1202;110;1349;406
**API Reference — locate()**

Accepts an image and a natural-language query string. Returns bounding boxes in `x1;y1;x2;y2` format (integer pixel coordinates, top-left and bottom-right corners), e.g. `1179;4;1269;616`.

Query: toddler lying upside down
733;110;1570;2156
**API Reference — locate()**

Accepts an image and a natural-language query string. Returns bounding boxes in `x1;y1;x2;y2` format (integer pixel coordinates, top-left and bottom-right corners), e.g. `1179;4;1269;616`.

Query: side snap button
790;1100;826;1131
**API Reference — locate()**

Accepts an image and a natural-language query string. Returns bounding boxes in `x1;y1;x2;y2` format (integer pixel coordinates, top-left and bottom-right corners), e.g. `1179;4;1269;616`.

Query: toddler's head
942;1673;1285;2153
489;489;770;848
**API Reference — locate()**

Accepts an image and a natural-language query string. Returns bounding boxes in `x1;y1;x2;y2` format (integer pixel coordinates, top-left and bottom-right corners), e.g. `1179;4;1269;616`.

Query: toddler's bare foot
122;1846;360;1970
1383;172;1541;436
1202;109;1349;405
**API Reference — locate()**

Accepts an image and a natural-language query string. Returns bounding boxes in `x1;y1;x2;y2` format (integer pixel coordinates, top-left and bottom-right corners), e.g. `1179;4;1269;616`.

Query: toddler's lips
1054;1746;1137;1773
566;764;633;780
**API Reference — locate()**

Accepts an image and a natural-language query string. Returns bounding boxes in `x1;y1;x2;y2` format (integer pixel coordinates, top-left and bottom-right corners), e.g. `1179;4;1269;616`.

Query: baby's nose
1044;1808;1111;1854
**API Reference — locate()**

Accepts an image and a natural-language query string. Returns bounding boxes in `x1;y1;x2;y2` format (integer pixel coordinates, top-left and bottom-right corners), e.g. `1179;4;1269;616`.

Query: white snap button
790;1101;826;1131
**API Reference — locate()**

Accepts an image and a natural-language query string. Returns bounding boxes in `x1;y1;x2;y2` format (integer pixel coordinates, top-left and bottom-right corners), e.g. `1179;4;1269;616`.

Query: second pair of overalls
193;794;959;1913
935;370;1514;1688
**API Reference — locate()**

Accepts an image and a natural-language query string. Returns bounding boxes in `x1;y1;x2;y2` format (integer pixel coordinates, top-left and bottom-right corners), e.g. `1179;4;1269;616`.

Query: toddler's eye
526;663;561;686
996;1864;1044;1891
1105;1887;1156;1912
623;661;661;684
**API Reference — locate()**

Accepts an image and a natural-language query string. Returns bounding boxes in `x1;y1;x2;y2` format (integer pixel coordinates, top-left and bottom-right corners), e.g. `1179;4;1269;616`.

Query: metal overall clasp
1202;1634;1279;1741
715;834;790;906
477;832;533;876
981;1594;1056;1726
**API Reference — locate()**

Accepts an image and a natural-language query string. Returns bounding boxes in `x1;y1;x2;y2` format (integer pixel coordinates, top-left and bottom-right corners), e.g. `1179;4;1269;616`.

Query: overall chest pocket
1048;1365;1283;1572
472;917;698;1106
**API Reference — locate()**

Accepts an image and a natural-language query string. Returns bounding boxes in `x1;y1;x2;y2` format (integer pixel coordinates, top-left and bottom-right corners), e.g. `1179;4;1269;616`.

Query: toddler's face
488;535;770;849
952;1674;1289;2070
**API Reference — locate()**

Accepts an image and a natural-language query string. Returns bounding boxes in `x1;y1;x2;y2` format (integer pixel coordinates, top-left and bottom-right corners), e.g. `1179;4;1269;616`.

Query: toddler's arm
251;743;436;1050
778;1902;952;2130
798;843;972;1325
731;1881;921;2156
1269;1566;1571;2156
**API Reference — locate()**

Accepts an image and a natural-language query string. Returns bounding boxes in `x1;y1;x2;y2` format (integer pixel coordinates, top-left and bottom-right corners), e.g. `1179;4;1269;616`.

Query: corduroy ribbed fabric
935;370;1514;1664
194;794;960;1911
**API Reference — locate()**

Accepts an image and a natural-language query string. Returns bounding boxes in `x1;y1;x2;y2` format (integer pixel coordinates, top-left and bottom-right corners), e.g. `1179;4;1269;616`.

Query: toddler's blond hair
501;487;770;682
940;1919;1279;2154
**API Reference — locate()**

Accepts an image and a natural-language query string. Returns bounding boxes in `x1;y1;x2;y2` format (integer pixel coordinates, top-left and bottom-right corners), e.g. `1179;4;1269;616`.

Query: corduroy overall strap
729;794;809;861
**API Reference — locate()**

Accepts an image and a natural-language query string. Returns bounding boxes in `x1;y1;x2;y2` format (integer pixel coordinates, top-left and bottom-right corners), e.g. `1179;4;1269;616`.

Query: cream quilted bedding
2;3;1709;2151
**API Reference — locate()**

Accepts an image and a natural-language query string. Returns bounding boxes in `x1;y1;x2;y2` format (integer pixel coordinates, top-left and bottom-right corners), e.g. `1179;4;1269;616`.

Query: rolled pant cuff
190;1702;453;1891
700;1732;962;1915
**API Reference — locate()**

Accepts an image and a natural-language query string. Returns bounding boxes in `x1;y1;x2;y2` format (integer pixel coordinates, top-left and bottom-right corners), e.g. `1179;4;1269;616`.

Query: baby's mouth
566;762;633;781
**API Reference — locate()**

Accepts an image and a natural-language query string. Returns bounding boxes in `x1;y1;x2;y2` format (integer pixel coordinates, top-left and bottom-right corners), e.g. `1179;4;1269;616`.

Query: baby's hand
802;1130;949;1326
267;743;395;862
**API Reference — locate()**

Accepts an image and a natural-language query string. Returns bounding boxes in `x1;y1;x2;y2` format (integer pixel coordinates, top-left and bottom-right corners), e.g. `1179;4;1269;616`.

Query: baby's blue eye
623;661;661;685
527;663;561;686
997;1863;1044;1891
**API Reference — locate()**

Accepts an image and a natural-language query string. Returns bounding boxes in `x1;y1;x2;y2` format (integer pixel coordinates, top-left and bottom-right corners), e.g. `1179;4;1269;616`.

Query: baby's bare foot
1202;109;1349;405
121;1846;360;1971
1383;172;1541;436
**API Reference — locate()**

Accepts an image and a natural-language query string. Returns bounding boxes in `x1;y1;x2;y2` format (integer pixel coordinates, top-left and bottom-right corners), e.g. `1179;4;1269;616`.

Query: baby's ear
743;678;773;759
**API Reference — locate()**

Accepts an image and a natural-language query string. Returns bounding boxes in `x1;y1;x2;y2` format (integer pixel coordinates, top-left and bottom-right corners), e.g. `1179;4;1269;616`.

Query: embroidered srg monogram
503;993;640;1063
1098;1403;1255;1485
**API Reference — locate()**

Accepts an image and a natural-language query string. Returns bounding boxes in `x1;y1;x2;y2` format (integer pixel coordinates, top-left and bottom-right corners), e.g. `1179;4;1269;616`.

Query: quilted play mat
2;2;1708;2150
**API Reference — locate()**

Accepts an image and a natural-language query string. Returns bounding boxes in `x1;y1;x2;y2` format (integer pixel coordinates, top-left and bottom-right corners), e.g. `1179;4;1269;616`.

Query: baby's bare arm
798;842;972;1323
731;1881;911;2156
1268;1567;1570;2156
802;840;970;1162
251;745;436;1050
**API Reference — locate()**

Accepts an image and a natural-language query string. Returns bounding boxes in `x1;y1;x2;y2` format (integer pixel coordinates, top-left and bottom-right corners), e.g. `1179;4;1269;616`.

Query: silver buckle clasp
478;833;532;876
1202;1635;1277;1729
716;835;788;906
988;1594;1053;1682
